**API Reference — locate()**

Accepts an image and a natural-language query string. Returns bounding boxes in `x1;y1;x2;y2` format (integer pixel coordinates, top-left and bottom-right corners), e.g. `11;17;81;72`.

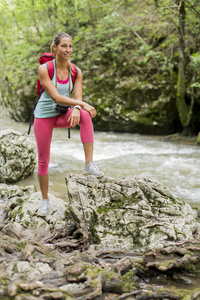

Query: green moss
191;206;199;211
88;210;101;244
0;276;9;285
23;220;30;228
183;288;200;300
155;287;188;299
9;200;27;221
174;227;186;238
135;114;156;126
15;240;27;251
132;222;142;246
184;261;200;273
97;196;126;215
176;65;189;128
116;269;138;293
65;265;86;280
97;206;110;214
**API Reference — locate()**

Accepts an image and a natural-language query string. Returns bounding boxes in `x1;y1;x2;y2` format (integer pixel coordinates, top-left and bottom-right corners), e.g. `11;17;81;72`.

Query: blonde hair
51;32;73;74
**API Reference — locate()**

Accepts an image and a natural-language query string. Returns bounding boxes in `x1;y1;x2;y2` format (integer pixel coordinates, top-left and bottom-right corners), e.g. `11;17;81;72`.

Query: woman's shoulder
38;60;55;73
38;63;47;72
38;63;49;77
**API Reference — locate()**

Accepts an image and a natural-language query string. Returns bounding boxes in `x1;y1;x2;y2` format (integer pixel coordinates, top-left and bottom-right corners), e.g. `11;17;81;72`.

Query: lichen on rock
0;129;36;183
1;177;200;299
65;173;200;251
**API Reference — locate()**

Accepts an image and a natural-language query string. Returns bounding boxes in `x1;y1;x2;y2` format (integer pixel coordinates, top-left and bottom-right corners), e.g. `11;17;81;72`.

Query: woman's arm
38;64;96;118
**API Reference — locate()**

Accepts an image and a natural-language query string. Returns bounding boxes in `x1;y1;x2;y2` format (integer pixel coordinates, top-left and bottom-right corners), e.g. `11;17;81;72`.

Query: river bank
162;133;198;146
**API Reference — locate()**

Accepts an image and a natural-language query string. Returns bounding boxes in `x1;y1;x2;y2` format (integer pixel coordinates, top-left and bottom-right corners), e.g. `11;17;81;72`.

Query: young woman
34;32;104;216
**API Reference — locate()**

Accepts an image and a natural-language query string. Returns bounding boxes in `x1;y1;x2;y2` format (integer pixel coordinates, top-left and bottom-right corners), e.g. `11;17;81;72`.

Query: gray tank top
34;60;73;118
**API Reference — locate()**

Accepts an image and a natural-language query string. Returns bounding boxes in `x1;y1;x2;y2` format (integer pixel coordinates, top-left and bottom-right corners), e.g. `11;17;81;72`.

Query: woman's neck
55;58;69;70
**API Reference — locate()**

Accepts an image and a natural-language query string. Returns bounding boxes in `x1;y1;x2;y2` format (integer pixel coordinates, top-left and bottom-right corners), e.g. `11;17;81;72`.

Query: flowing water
0;115;200;209
1;114;200;290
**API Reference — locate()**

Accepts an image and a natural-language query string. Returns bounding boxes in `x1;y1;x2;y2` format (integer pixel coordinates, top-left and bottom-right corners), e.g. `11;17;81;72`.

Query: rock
15;261;41;281
144;242;200;273
1;177;200;299
0;183;36;222
0;184;89;263
65;174;200;251
0;129;36;183
2;190;70;241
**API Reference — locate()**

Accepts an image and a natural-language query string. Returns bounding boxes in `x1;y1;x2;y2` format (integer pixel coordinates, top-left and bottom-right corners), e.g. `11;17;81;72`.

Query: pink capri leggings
34;108;94;176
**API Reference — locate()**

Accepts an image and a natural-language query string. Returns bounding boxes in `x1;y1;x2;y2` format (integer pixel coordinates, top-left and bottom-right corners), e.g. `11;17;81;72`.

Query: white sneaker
83;162;104;178
38;199;50;216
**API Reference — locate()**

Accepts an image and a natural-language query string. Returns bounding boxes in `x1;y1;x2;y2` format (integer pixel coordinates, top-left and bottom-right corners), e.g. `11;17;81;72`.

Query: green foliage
191;53;200;88
0;0;200;133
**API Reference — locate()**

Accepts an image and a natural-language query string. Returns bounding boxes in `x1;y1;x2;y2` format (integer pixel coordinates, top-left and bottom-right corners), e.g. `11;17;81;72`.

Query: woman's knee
80;109;91;118
37;159;49;176
80;109;91;123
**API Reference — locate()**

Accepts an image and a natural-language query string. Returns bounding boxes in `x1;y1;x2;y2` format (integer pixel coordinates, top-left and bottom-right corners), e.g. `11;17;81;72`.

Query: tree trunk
176;0;191;135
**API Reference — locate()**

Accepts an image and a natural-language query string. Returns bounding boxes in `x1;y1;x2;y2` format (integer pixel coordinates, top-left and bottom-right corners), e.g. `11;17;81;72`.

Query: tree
155;0;200;135
1;0;200;134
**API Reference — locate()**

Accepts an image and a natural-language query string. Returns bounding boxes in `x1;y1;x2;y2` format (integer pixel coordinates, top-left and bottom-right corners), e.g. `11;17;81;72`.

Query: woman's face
55;37;73;60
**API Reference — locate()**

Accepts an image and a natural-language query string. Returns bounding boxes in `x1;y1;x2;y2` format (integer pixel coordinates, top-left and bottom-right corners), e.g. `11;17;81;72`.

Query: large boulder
65;174;200;251
1;187;69;242
0;183;88;252
0;129;36;183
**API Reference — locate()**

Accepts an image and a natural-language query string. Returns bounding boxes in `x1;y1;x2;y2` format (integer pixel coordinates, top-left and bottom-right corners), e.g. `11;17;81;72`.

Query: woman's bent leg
55;109;94;163
79;109;94;164
79;109;94;144
79;110;104;177
55;109;104;177
55;109;94;143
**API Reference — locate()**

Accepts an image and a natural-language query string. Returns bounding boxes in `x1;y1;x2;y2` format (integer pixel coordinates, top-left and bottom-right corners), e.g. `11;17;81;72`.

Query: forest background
0;0;200;136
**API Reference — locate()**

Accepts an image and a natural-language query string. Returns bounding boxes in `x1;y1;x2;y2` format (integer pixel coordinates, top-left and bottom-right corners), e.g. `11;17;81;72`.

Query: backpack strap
27;96;40;135
37;60;55;98
71;63;77;84
70;63;77;94
46;60;55;80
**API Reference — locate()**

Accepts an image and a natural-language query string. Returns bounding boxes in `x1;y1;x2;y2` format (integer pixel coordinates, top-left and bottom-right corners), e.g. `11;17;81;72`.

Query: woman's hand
68;108;80;127
81;102;97;118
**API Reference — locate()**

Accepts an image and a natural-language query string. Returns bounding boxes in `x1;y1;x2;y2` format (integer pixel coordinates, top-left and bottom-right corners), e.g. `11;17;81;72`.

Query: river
0;114;200;209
